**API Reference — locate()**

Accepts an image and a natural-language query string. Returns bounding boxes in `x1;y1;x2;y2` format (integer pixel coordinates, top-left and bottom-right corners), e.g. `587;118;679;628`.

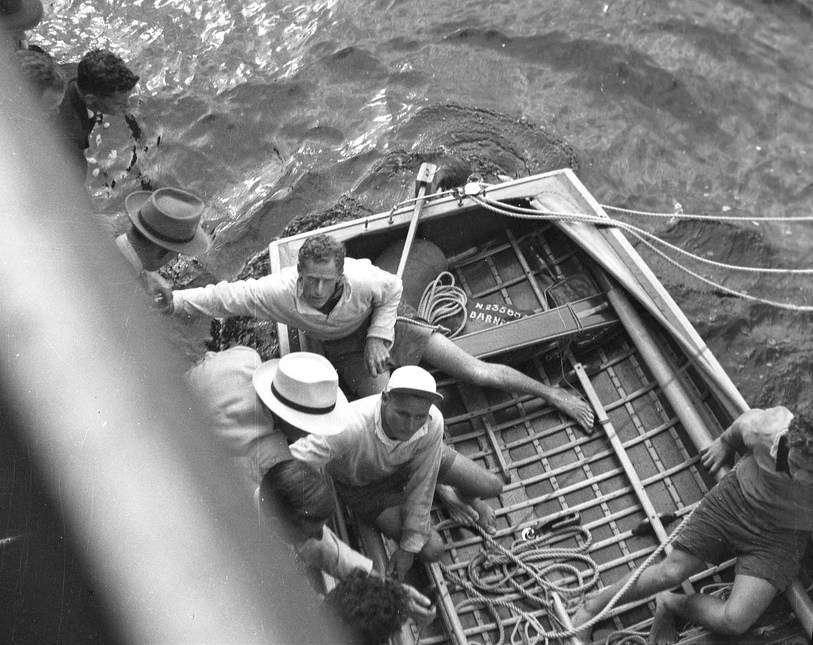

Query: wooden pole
395;163;437;279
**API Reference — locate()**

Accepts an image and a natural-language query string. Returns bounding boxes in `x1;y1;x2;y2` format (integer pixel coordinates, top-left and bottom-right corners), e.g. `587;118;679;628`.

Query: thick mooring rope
437;511;695;644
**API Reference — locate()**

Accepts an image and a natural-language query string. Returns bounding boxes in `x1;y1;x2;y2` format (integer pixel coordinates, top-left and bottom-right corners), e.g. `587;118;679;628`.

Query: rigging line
628;231;813;312
470;195;813;276
600;204;813;223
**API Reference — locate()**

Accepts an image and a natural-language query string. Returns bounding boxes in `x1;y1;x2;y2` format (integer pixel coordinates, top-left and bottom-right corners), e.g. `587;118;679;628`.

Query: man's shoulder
344;257;395;283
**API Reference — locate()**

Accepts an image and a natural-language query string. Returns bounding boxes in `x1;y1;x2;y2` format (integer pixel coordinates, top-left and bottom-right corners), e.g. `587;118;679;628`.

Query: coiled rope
467;194;813;313
437;511;695;644
416;271;468;338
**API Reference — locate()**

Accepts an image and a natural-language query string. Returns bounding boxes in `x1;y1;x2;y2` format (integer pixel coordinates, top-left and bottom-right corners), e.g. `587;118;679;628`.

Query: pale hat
124;187;212;256
252;352;348;436
385;365;443;405
0;0;43;32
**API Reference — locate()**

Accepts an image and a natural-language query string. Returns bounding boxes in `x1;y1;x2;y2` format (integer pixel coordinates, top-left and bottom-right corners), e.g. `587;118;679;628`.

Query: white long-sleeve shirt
171;257;403;343
290;395;444;554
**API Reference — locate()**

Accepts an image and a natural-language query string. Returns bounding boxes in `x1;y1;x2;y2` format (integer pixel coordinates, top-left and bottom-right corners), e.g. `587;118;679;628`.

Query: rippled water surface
35;0;813;409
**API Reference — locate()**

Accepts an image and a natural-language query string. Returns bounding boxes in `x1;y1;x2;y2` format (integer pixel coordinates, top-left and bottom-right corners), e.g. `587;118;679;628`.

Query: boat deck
269;173;810;645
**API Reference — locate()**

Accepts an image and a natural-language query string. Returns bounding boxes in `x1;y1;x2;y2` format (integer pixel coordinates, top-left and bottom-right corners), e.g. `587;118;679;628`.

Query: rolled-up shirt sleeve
172;274;290;320
365;267;403;344
290;433;340;467
398;427;443;553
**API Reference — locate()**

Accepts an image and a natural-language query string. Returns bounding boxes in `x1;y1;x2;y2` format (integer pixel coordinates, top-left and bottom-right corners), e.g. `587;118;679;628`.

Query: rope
436;511;696;643
416;271;469;338
467;194;813;312
601;203;813;223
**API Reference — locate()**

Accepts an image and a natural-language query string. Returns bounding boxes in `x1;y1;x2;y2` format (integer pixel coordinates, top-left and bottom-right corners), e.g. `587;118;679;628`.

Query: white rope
416;271;469;338
468;195;813;312
601;203;813;223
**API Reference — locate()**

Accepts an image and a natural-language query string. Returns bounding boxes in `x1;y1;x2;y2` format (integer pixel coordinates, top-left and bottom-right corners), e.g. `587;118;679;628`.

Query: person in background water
13;48;63;112
571;406;813;645
56;48;139;171
116;186;211;278
0;0;42;51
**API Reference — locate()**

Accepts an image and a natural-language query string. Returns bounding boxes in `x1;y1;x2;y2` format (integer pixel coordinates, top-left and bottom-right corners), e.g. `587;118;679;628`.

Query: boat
267;168;813;645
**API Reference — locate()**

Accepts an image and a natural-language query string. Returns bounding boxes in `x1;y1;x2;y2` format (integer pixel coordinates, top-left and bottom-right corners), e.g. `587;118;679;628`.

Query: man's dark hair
788;413;813;457
259;459;334;526
77;48;139;95
297;234;346;274
14;48;63;96
325;571;409;645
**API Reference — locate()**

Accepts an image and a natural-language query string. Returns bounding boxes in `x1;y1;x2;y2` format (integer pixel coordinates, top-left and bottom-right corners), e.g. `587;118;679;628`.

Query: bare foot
436;485;496;534
468;497;497;534
436;484;478;526
648;592;678;645
549;387;595;432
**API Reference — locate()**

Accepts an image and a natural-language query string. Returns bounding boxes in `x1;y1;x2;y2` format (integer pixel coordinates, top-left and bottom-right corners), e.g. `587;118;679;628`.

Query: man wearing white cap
289;365;503;580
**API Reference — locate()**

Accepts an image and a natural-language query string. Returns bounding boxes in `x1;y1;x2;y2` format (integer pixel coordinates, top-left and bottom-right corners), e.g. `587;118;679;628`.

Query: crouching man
288;365;504;580
571;406;813;644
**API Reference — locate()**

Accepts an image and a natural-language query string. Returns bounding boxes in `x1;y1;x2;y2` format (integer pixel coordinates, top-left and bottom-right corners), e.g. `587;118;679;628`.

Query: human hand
400;583;436;626
386;548;414;581
364;337;390;376
141;271;173;313
700;437;732;475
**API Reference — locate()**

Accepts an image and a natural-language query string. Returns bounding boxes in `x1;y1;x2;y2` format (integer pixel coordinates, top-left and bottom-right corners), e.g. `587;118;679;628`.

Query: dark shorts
332;444;458;521
672;470;809;591
321;304;439;396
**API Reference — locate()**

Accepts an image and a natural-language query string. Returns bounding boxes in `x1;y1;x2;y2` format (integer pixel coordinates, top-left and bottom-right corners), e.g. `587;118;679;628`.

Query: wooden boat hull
268;169;812;645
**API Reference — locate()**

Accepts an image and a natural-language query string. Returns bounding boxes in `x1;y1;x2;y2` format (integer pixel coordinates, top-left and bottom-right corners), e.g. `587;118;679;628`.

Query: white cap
385;365;443;405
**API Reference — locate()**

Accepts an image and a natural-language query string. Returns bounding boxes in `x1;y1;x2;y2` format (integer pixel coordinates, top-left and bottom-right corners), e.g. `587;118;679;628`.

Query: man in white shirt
156;233;403;396
289;365;504;580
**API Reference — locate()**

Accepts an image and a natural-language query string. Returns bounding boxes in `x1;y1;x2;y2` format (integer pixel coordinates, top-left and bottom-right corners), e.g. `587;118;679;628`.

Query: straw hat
124;187;212;255
0;0;43;31
252;352;348;436
385;365;443;405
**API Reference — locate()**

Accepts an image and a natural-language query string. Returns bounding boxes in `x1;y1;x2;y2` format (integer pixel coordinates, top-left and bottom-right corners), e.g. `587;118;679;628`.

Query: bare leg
423;333;595;431
437;452;503;534
648;593;678;645
570;548;705;644
373;506;444;562
661;573;777;636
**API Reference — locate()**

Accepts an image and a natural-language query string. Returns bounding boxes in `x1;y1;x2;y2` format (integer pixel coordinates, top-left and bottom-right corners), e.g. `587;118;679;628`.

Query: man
0;0;42;50
116;186;212;275
571;406;813;645
154;233;594;431
12;48;63;113
187;346;374;580
56;48;139;171
288;365;504;580
160;233;403;395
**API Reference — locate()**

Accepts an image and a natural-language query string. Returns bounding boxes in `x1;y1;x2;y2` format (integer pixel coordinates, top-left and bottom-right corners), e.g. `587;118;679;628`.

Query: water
30;0;813;414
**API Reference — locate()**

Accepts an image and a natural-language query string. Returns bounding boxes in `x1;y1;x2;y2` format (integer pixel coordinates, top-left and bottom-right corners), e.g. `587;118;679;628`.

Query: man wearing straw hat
187;347;372;580
289;365;504;580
